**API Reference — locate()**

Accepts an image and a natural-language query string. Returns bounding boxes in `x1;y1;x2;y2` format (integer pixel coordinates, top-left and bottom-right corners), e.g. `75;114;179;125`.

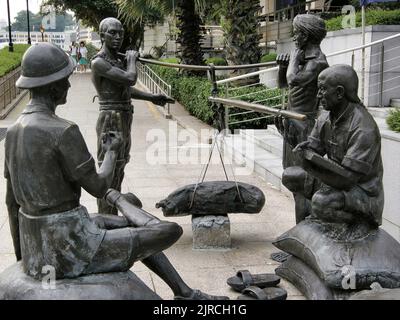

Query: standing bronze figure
275;14;329;223
91;17;173;215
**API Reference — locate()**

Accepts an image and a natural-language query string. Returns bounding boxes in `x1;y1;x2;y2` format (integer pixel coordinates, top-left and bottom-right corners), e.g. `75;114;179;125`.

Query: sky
1;0;45;23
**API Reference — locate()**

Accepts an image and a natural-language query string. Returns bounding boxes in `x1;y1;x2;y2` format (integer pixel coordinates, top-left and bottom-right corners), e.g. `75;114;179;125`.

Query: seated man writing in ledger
292;64;384;233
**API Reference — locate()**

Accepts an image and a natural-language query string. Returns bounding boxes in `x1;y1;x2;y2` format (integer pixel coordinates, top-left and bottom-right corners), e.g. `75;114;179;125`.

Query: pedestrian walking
78;41;88;72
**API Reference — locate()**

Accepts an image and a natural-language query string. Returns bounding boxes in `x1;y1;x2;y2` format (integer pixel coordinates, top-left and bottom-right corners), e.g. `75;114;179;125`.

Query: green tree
10;10;74;32
41;0;145;50
175;0;205;72
115;0;209;73
221;0;262;83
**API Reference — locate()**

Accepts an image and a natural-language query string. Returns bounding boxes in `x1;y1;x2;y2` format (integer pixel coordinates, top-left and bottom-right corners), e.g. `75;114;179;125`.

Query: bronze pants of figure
96;109;133;215
282;118;320;223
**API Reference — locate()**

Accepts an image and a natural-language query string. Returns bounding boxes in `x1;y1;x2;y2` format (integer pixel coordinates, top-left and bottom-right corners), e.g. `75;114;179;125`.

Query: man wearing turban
275;14;329;225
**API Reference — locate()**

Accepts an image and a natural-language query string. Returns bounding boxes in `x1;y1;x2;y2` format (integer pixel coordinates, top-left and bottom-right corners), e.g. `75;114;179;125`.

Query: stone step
238;128;283;158
368;107;394;119
222;133;290;196
390;98;400;108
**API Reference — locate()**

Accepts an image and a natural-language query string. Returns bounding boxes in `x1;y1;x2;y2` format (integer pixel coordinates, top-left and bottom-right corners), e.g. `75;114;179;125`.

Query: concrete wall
368;26;400;107
142;22;172;56
378;120;400;242
277;25;400;107
260;67;278;88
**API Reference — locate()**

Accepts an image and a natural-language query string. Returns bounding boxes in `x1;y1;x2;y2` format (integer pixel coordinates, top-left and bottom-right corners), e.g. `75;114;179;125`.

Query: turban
293;14;327;44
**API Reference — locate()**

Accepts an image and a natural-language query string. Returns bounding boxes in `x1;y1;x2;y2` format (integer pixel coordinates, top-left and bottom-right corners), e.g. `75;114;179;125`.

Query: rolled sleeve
341;128;379;174
58;124;96;182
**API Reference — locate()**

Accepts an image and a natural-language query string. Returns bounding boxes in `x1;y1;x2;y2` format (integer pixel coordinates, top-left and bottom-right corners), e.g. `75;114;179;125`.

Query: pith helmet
16;42;76;89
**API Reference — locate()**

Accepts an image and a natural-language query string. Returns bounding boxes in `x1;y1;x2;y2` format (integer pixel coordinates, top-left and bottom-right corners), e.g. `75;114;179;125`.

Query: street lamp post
6;0;13;52
26;0;31;44
40;25;45;42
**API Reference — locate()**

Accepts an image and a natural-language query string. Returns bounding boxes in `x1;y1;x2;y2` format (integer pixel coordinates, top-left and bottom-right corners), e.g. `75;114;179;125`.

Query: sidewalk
0;72;304;300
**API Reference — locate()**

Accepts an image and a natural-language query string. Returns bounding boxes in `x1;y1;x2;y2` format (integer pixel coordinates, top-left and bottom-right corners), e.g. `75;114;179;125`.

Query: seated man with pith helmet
4;42;227;300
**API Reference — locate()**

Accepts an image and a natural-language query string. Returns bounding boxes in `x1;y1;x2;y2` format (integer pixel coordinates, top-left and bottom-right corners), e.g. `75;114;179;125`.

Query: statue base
273;219;400;299
192;215;231;250
0;262;161;300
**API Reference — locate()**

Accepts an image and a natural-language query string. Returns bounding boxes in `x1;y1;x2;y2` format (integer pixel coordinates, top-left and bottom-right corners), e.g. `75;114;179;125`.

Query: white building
0;19;7;30
0;28;101;52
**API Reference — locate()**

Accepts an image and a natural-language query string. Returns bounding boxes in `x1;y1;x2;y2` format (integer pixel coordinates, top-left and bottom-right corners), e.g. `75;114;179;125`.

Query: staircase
223;126;291;197
390;98;400;108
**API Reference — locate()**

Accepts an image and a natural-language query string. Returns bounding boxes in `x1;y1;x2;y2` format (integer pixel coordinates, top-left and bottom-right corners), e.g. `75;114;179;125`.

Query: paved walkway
0;72;304;300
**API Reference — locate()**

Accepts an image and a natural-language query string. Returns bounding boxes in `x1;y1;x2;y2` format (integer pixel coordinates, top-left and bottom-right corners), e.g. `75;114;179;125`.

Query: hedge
150;64;282;129
325;9;400;32
260;53;277;63
205;57;228;66
0;44;30;77
387;108;400;133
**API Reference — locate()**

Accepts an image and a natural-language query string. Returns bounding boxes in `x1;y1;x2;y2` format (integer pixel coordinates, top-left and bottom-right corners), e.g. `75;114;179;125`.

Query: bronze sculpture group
0;14;399;300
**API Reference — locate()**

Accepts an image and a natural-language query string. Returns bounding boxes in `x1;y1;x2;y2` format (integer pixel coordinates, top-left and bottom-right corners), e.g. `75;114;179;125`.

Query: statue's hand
293;141;310;157
292;48;305;64
101;111;123;152
276;53;290;66
274;115;285;136
126;50;139;64
152;94;175;106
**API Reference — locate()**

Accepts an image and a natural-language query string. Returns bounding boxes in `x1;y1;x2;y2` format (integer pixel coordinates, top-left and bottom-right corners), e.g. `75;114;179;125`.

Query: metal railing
221;80;286;129
136;62;173;118
137;31;400;130
214;31;400;130
0;66;24;116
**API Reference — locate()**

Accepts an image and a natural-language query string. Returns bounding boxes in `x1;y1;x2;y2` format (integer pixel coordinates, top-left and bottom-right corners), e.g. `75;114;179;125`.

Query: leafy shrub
260;53;277;63
86;42;99;62
0;44;30;77
387;108;400;133
150;63;282;129
227;85;282;130
205;57;228;66
325;9;400;32
159;57;180;64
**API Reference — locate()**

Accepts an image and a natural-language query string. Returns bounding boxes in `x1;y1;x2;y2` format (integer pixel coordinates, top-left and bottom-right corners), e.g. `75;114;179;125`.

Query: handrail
209;97;306;121
217;66;278;84
137;57;276;71
325;32;400;57
216;32;400;85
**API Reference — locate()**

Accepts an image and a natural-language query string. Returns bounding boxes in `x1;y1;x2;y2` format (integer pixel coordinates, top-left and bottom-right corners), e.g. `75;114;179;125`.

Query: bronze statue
275;14;329;224
273;65;400;299
293;64;383;228
3;43;227;300
91;17;174;215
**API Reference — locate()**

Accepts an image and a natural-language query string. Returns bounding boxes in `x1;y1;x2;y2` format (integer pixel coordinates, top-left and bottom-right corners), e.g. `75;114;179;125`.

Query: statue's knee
163;222;183;243
311;192;326;216
282;166;306;192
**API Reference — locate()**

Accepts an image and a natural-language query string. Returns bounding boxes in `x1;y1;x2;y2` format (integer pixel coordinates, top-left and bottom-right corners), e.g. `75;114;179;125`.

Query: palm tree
221;0;262;83
116;0;207;73
175;0;205;69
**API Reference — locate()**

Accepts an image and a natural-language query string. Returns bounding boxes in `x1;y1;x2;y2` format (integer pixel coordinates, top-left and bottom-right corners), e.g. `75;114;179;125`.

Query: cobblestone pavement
0;72;304;300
